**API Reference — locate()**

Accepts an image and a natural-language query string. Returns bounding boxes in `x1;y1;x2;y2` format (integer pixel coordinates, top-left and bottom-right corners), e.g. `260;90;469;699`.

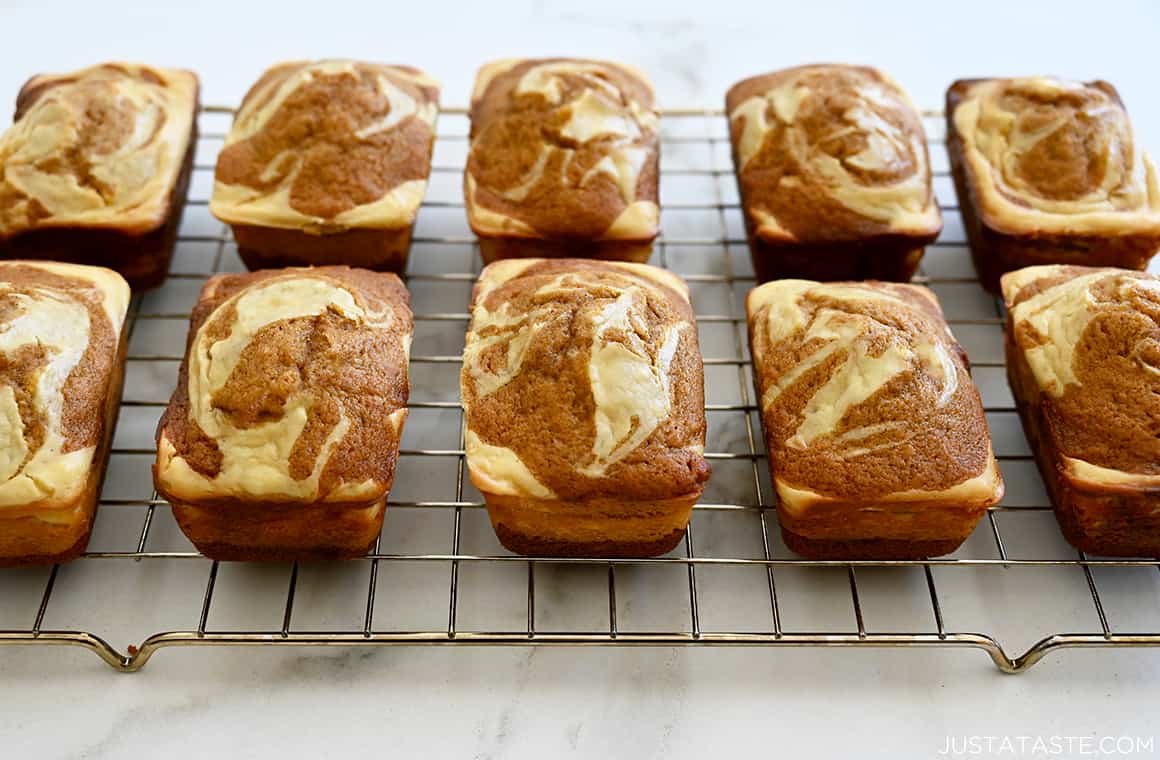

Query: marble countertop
3;1;1160;757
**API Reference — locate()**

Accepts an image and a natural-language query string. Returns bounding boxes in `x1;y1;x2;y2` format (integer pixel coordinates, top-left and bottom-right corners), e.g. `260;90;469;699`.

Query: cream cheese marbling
952;77;1160;236
0;63;198;237
466;59;659;241
156;276;402;502
0;262;129;511
210;60;438;232
729;66;938;238
462;261;693;495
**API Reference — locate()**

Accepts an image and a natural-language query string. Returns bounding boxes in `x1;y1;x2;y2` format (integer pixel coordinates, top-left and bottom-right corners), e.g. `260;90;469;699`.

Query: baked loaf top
949;77;1160;237
0;63;199;239
465;58;659;242
747;279;1001;513
0;261;129;512
727;64;940;244
1001;264;1160;488
211;60;439;232
156;266;412;504
462;259;709;501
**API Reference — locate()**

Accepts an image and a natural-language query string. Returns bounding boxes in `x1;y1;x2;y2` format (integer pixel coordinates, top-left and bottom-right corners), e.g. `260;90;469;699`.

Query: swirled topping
727;64;940;243
0;63;198;237
462;259;708;501
950;77;1160;235
211;60;439;232
0;261;128;511
1002;265;1160;480
465;59;659;242
747;280;1000;509
155;267;412;503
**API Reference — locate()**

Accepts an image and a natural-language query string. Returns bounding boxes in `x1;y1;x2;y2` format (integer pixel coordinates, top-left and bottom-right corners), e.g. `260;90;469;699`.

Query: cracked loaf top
465;58;660;243
211;60;439;233
0;261;129;513
948;76;1160;237
747;279;1002;513
727;64;941;245
1002;265;1160;488
155;266;412;505
461;259;708;502
0;63;198;238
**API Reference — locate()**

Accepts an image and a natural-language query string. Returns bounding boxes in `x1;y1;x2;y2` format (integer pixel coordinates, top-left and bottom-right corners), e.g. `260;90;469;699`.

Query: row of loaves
0;60;1156;565
3;60;1157;289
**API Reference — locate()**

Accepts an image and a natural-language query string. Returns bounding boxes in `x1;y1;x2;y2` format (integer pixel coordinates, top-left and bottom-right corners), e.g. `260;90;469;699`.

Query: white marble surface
3;1;1160;757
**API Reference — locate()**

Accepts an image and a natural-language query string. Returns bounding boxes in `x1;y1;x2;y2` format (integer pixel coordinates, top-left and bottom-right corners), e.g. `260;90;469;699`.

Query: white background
2;1;1160;758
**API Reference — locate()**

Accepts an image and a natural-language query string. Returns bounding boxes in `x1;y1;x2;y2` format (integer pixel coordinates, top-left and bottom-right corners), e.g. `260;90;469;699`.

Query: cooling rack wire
1;104;1158;674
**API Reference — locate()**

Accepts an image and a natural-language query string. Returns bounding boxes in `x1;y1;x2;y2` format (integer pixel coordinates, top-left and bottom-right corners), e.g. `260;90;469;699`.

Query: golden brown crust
747;279;1002;558
485;492;695;558
743;239;929;286
462;258;707;557
168;498;385;561
229;225;413;273
727;64;941;247
477;236;653;266
780;531;966;561
155;266;412;511
465;58;660;252
948;78;1160;291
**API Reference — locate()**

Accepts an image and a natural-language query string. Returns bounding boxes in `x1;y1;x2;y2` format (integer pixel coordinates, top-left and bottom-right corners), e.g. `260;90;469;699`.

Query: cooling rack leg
684;526;701;639
363;536;382;636
607;564;618;639
924;565;947;639
847;567;867;639
32;564;59;634
1078;552;1112;639
198;561;219;635
526;561;535;639
281;562;300;637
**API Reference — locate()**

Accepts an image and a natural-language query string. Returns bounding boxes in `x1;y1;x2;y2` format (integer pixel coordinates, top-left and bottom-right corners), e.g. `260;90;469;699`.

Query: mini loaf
154;266;412;561
947;77;1160;292
727;64;941;283
1002;265;1160;556
211;60;440;273
0;261;129;566
461;259;709;557
747;279;1003;559
465;58;660;264
0;63;199;290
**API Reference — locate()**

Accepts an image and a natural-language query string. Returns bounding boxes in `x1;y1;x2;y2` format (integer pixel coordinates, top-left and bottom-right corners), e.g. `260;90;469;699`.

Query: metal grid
2;104;1159;674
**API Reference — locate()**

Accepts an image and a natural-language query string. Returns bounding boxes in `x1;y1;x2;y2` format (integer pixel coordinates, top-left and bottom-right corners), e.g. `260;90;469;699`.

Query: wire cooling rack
2;105;1159;674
